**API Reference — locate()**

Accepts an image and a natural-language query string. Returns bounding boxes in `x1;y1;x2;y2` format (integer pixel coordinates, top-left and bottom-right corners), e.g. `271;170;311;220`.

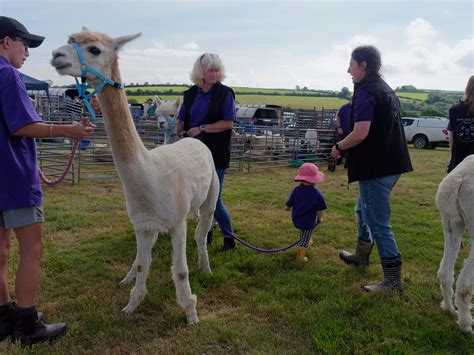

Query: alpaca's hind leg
120;233;158;285
121;230;156;315
170;221;198;324
194;209;213;273
454;234;474;333
438;216;464;315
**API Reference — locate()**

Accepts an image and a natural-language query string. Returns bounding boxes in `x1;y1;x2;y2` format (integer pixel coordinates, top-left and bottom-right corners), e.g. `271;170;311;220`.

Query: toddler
286;163;327;261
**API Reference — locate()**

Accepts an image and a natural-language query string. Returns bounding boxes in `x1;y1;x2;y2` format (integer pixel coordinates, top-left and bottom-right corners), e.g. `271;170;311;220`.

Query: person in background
335;101;351;167
142;97;153;118
175;53;237;251
446;75;474;173
0;16;94;345
285;163;327;262
331;45;412;293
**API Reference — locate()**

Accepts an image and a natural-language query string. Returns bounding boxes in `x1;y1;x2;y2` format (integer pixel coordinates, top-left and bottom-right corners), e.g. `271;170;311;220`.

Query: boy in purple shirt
0;16;94;345
286;163;327;262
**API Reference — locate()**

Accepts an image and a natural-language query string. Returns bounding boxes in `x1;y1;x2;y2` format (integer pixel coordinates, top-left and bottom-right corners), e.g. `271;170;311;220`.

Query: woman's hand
186;126;202;138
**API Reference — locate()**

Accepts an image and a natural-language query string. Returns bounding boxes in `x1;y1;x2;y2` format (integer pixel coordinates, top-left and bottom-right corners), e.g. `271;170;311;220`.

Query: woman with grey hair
176;53;236;251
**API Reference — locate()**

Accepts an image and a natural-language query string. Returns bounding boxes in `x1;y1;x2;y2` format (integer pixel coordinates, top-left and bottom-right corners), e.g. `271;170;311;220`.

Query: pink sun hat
294;163;325;184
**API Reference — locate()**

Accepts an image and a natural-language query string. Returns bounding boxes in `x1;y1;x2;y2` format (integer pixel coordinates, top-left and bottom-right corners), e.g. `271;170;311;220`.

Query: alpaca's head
51;27;140;86
156;98;181;130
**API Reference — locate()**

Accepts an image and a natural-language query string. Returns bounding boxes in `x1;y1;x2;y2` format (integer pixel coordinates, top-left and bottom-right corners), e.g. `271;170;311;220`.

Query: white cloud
182;41;199;50
404;18;437;45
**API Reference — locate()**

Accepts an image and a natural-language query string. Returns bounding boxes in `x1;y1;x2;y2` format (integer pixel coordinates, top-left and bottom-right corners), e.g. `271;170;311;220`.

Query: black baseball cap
0;16;45;48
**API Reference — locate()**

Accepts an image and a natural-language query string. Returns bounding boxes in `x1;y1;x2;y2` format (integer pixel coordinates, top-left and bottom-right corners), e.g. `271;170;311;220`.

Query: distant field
124;86;188;93
126;88;428;110
125;85;331;96
235;95;348;110
396;92;429;101
127;94;347;110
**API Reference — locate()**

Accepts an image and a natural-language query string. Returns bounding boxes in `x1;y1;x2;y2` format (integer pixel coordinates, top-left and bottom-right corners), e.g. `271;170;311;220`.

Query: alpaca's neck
95;64;146;164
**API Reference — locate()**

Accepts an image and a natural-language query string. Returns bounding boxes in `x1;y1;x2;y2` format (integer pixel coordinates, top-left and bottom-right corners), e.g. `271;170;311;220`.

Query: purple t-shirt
177;85;236;127
353;89;375;123
337;102;351;133
0;56;42;211
285;184;327;230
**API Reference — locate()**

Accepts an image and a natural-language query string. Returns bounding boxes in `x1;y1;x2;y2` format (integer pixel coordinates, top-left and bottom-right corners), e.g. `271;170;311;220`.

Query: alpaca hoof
458;321;473;334
440;301;457;316
121;304;136;315
187;314;199;325
119;276;134;285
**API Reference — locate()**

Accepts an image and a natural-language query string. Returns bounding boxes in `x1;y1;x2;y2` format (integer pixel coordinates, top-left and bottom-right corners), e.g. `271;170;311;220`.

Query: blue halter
159;115;177;144
71;42;125;123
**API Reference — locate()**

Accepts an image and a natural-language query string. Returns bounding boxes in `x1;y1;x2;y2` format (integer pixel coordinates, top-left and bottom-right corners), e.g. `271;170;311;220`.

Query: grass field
127;94;348;110
3;147;472;353
396;92;429;101
126;88;427;111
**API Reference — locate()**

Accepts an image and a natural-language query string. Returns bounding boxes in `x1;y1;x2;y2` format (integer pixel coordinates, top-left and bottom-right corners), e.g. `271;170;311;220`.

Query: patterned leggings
299;228;314;248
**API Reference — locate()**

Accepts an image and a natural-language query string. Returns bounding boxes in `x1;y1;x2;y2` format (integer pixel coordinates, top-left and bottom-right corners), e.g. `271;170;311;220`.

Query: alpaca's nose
51;50;65;61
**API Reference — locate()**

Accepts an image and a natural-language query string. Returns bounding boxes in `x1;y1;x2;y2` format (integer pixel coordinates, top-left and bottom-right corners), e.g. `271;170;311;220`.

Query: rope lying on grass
219;224;302;253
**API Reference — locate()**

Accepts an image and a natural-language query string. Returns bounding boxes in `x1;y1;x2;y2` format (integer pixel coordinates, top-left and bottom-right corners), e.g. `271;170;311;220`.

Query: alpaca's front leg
120;233;158;285
170;221;198;324
454;241;474;334
438;217;463;316
121;230;156;315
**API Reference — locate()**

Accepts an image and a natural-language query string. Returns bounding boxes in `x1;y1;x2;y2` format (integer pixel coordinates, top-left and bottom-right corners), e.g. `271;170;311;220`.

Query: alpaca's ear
175;98;181;108
155;96;163;105
82;26;92;32
113;33;141;50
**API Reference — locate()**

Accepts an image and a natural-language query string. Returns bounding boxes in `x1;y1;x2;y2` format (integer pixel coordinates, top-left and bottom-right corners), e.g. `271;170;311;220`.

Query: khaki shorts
0;206;45;229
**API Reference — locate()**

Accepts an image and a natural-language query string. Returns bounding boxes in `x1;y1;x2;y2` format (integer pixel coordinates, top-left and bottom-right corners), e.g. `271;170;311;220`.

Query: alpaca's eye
88;46;101;56
170;114;175;118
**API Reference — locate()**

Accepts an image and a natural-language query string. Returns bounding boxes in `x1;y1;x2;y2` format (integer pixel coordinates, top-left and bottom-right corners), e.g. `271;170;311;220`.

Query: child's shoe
295;247;308;262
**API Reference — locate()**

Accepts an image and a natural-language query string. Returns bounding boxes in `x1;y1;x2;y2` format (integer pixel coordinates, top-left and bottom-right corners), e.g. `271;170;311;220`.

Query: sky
1;0;473;91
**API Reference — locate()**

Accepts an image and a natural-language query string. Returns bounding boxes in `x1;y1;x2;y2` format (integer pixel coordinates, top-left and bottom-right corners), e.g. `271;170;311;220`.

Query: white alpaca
154;96;180;144
436;154;474;334
51;28;219;324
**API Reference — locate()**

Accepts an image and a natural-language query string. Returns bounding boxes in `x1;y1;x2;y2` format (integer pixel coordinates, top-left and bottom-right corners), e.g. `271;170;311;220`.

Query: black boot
0;302;15;341
223;236;236;251
339;239;373;267
12;306;67;345
363;255;402;293
0;302;47;342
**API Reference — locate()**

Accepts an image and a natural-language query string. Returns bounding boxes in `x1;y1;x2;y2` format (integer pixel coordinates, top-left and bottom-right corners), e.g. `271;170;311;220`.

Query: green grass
127;93;348;110
396;92;429;101
2;147;473;353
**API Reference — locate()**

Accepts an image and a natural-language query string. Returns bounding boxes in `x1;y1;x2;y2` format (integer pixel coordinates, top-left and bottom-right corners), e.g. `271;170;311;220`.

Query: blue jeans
355;174;400;259
214;169;233;238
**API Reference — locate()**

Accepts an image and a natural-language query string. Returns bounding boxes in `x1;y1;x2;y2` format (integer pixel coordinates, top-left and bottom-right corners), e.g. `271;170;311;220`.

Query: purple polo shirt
0;56;43;211
177;85;236;127
286;184;327;230
337;102;351;133
353;90;375;123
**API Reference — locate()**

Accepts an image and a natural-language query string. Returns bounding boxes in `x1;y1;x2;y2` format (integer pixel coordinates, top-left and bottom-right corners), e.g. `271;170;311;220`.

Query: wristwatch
335;143;344;152
199;125;206;133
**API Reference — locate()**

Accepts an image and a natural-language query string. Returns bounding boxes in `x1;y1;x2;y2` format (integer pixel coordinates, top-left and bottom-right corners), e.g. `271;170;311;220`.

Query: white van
402;117;449;149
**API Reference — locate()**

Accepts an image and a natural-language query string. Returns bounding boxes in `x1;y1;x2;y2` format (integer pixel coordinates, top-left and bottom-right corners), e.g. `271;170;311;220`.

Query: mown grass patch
1;146;473;353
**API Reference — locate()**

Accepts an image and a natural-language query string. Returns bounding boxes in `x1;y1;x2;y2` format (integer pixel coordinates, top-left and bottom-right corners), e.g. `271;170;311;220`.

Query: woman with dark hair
175;53;236;251
447;75;474;173
330;45;413;292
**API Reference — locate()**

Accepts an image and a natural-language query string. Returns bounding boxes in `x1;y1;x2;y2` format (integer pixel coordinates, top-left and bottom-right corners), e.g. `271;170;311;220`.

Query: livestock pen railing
36;112;336;184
